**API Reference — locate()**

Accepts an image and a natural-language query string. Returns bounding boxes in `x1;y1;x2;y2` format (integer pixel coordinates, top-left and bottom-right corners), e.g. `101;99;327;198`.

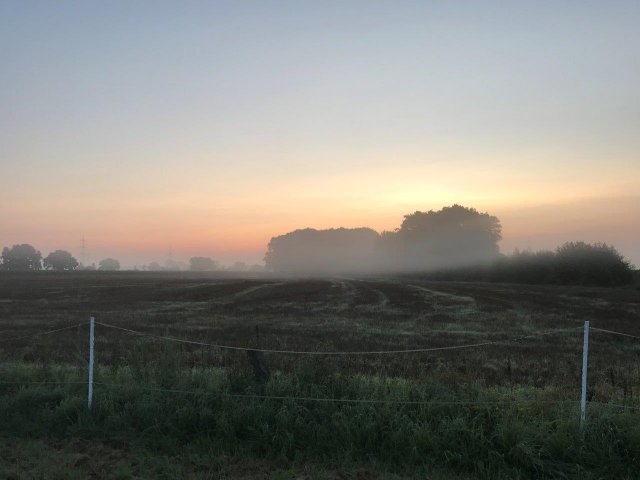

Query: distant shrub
426;242;634;287
553;242;634;286
491;250;557;284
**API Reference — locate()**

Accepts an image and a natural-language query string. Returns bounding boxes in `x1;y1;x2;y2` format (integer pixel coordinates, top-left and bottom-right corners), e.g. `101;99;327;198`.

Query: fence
1;316;639;424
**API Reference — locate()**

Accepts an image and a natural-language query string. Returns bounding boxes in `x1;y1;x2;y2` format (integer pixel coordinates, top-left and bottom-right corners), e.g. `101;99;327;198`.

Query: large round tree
98;258;120;271
43;250;79;271
385;204;502;271
0;244;42;271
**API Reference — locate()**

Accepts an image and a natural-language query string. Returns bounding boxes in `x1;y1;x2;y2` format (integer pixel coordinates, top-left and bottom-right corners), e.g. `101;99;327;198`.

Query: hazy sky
2;1;639;267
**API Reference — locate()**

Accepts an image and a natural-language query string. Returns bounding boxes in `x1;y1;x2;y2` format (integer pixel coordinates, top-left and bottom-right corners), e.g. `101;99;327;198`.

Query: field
1;272;640;479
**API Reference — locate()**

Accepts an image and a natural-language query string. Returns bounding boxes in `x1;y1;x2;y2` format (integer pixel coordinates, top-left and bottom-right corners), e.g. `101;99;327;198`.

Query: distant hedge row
423;242;635;287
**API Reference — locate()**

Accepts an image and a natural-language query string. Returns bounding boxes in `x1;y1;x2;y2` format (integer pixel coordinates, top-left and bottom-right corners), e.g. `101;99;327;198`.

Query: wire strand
93;382;576;406
589;401;640;411
0;322;89;343
0;381;87;385
95;321;580;355
3;380;634;410
590;327;640;341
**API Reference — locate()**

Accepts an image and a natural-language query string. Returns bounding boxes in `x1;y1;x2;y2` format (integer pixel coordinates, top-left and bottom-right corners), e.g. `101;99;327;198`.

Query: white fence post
580;320;590;425
88;316;95;409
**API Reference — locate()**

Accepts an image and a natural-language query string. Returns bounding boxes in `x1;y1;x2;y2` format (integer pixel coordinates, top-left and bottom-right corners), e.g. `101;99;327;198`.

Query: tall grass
1;360;639;479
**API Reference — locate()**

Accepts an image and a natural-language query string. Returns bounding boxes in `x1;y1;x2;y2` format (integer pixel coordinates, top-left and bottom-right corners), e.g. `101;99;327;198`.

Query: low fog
264;205;502;275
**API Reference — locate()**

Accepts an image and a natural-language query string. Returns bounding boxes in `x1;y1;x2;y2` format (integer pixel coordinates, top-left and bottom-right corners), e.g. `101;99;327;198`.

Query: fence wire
590;327;640;341
94;321;580;355
1;318;640;411
3;380;639;411
93;382;579;407
0;322;88;343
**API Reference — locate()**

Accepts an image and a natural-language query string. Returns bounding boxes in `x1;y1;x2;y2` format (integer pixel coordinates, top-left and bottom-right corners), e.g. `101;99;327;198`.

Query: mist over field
1;203;635;287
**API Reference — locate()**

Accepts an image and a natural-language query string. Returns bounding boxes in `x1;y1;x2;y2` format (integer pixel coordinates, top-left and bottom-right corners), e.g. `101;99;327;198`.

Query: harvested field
1;272;640;479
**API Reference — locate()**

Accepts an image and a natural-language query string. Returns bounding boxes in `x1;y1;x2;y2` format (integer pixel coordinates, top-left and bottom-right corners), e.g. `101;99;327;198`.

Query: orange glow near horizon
3;159;639;266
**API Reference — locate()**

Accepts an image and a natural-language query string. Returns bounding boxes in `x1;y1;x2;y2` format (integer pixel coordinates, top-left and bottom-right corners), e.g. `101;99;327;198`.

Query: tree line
0;245;263;273
265;205;502;274
264;204;635;286
3;203;634;286
0;245;120;271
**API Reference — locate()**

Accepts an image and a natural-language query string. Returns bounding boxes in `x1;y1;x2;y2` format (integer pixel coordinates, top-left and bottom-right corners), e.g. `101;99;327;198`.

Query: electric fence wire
590;327;640;340
2;321;640;409
94;321;581;355
93;381;580;406
0;322;88;343
2;380;639;409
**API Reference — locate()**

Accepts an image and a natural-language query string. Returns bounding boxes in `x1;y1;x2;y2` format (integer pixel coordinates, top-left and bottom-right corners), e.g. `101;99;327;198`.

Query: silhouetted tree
0;244;42;271
265;227;380;274
383;205;502;271
43;250;78;271
265;205;502;274
98;258;120;271
189;256;218;271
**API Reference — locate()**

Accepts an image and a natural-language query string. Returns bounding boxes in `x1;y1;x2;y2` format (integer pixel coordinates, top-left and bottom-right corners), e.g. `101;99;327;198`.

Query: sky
1;1;639;267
